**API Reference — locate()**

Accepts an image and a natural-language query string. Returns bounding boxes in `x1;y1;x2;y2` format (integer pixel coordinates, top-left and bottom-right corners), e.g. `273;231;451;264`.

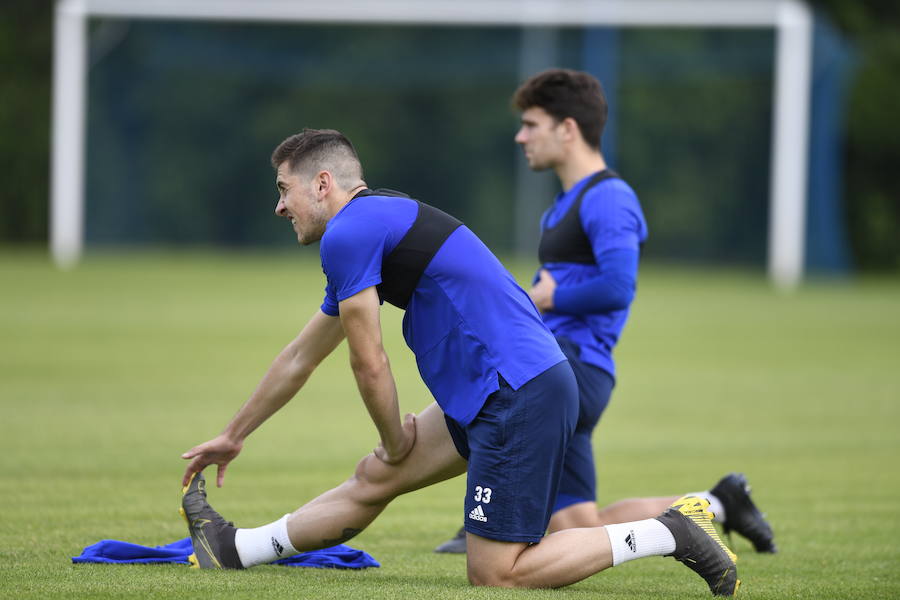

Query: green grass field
1;250;898;599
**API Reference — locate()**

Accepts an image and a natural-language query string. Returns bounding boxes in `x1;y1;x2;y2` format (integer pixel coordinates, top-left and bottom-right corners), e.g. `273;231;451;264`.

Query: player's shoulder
322;195;415;250
585;175;637;200
321;203;378;250
581;176;640;214
340;194;417;223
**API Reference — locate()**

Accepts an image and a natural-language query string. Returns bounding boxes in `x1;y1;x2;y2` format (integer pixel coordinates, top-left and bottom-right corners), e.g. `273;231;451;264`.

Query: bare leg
595;496;678;526
467;527;613;588
286;402;467;551
547;501;601;531
547;496;679;534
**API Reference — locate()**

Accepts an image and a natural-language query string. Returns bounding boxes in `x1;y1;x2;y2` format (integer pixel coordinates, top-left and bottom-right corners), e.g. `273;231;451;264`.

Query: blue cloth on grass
72;537;379;569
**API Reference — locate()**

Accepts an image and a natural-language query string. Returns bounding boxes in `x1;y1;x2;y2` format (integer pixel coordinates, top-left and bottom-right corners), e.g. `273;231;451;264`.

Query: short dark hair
512;69;608;149
271;128;363;185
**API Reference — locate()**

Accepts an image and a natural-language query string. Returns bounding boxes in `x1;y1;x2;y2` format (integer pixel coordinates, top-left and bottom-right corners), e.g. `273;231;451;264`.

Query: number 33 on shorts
473;485;493;503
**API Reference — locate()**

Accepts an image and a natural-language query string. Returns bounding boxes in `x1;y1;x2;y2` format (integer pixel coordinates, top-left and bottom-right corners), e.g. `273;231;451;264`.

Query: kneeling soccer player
179;128;740;596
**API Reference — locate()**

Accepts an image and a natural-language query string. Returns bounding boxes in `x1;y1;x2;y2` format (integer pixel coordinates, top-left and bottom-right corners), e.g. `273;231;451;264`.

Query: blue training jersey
540;172;648;379
319;194;566;426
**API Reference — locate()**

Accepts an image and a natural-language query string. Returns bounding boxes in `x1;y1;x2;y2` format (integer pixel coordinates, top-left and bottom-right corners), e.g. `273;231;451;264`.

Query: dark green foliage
83;22;521;250
1;3;898;269
0;2;52;242
808;0;900;269
616;29;774;264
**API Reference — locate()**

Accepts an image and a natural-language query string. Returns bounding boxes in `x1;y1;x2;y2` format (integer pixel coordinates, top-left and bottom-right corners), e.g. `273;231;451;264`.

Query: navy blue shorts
444;360;578;543
552;337;615;512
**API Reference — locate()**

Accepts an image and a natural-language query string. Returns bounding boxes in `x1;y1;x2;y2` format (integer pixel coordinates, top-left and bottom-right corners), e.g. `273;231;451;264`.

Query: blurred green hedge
1;1;896;271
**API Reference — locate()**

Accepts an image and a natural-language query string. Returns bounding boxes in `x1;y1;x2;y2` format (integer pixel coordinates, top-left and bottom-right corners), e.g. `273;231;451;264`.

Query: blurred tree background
1;1;897;271
810;0;900;269
0;2;52;244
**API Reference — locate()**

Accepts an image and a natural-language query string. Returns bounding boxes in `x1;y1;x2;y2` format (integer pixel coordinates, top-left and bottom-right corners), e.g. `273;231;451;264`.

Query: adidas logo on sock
625;531;636;552
271;536;285;556
468;505;488;522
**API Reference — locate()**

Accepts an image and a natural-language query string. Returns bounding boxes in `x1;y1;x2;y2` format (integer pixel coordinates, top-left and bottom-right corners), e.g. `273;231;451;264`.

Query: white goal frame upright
52;0;813;289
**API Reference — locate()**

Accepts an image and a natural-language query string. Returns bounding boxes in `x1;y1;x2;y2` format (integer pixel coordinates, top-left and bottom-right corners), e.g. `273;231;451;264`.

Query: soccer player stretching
180;128;740;595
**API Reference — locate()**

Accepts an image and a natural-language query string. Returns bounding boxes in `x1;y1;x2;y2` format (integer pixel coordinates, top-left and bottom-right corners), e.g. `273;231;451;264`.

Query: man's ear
560;117;581;143
315;170;332;198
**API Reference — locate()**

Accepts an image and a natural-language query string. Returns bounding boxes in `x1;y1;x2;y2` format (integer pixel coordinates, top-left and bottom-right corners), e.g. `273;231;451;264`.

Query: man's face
514;106;566;171
274;162;328;245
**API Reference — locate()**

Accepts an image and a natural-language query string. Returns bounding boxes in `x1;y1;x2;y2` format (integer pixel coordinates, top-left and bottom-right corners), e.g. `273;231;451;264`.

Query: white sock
604;519;676;566
686;491;726;523
234;514;298;567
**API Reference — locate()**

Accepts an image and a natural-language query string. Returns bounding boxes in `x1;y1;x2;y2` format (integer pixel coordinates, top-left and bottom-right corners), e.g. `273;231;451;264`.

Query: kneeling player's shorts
444;360;578;543
552;337;615;513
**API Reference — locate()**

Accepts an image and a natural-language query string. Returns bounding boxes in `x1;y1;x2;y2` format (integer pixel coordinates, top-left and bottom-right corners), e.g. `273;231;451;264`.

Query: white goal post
52;0;813;289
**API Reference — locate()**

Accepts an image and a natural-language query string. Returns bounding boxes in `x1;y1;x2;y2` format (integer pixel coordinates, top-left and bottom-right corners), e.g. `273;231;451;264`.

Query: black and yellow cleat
180;472;243;569
711;473;777;553
656;495;740;597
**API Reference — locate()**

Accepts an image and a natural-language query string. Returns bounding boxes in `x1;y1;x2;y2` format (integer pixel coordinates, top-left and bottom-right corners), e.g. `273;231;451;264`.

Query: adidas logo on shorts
468;505;488;522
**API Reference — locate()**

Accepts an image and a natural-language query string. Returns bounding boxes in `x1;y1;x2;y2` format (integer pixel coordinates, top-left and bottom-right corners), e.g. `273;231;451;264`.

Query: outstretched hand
373;413;416;465
181;434;243;487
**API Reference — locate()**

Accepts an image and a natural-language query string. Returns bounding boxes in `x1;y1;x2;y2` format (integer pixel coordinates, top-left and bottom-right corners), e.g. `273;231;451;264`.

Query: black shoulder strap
354;189;462;310
575;169;619;207
573;169;644;256
352;188;410;200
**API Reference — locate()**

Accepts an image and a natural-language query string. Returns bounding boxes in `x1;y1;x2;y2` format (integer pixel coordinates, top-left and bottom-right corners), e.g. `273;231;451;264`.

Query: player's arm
531;187;643;314
535;249;639;314
338;286;415;465
181;309;345;486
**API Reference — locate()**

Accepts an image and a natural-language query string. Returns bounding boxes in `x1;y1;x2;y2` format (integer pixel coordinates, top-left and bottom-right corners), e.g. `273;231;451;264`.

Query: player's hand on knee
181;434;243;487
373;412;417;465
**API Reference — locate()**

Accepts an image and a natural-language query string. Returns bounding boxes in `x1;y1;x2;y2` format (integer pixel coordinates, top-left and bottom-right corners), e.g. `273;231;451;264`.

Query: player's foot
433;526;467;554
656;495;740;597
180;472;243;569
711;473;777;553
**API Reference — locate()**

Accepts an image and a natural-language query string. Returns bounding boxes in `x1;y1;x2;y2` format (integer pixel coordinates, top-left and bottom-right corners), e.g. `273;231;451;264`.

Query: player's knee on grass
468;559;507;588
467;561;520;588
466;539;526;588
